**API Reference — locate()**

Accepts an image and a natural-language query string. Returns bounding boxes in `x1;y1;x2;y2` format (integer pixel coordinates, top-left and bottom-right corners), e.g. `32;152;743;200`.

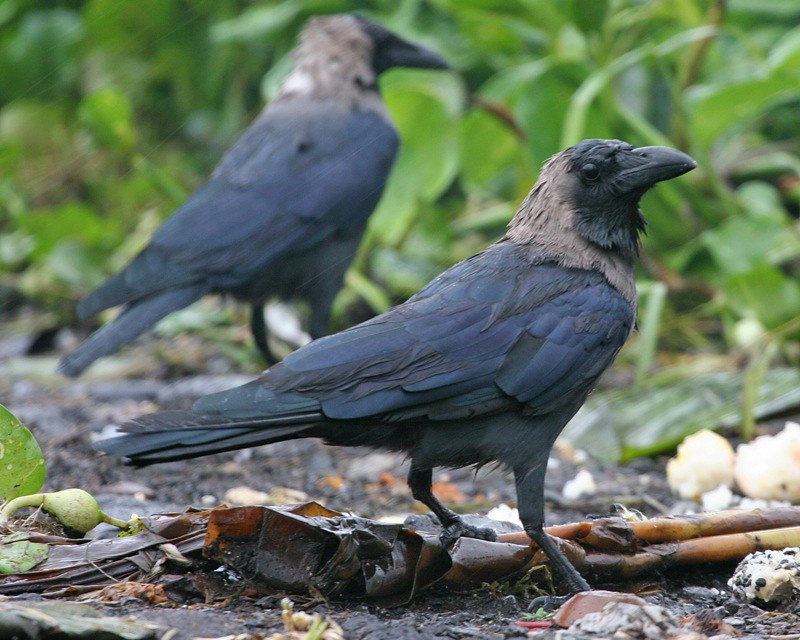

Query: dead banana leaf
205;503;800;602
0;508;212;595
4;502;800;603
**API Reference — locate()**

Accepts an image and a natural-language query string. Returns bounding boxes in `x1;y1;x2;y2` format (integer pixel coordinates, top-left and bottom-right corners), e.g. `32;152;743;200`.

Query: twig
498;506;800;548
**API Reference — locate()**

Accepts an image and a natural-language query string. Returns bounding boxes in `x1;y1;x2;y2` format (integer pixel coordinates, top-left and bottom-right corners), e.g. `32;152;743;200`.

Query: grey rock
571;602;683;639
344;452;405;481
681;585;720;601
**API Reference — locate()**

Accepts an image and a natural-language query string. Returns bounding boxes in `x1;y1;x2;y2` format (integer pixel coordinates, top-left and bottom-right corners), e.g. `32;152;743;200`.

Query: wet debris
0;598;161;639
78;581;174;606
202;503;800;602
683;608;740;637
6;502;800;609
269;598;344;640
0;509;210;596
729;548;800;605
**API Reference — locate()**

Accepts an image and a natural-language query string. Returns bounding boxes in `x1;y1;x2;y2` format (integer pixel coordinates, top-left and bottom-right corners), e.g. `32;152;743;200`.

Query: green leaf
0;9;82;101
687;78;800;147
564;368;800;463
459;108;524;195
561;25;716;146
369;83;461;246
722;264;800;329
0;533;48;574
79;89;136;154
702;215;791;276
769;26;800;71
729;0;800;19
211;1;300;43
0;404;46;501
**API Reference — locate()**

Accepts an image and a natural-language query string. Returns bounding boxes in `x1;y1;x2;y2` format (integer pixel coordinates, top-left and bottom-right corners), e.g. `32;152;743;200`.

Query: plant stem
741;340;778;441
0;494;45;524
100;512;133;530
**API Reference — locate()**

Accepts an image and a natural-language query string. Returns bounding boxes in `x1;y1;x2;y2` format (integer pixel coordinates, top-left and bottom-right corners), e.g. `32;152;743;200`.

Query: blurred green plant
1;0;799;444
0;404;45;502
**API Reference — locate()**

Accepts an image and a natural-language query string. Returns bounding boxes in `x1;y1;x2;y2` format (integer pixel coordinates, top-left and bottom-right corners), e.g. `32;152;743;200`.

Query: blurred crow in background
96;140;696;602
60;14;449;377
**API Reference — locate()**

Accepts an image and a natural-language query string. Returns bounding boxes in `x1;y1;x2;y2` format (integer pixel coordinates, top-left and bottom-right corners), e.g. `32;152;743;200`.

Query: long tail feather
60;285;208;377
95;409;322;465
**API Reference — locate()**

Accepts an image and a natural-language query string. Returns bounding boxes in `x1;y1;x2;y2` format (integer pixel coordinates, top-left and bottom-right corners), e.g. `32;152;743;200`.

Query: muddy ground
2;321;800;639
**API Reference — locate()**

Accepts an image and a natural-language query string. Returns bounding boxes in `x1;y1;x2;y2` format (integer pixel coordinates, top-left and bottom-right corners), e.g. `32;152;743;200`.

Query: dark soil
2;324;800;639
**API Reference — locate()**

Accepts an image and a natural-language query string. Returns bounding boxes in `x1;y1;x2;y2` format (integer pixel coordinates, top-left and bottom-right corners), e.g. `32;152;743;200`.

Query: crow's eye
581;163;600;182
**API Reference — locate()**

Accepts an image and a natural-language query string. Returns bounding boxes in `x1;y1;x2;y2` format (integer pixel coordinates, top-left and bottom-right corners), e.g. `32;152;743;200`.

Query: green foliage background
1;0;799;378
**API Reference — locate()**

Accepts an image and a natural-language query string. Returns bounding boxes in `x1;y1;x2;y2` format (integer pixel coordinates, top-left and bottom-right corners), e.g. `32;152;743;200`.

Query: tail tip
58;353;87;378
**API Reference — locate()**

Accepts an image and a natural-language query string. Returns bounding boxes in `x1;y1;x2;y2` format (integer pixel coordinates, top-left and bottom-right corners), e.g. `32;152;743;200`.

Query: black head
566;139;696;258
355;16;450;74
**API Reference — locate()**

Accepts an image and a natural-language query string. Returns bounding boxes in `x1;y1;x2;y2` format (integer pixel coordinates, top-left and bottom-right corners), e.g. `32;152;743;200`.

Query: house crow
60;14;449;376
95;139;696;601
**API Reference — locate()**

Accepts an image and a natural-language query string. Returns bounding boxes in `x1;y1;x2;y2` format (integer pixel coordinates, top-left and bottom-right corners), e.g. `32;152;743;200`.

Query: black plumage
96;139;696;599
60;15;449;377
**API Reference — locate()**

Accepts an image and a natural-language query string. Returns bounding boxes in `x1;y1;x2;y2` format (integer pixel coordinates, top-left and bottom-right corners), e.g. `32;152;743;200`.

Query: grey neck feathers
277;16;380;105
505;153;638;310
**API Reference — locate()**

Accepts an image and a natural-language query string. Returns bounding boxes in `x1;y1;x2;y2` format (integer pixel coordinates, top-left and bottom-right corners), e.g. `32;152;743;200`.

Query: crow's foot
439;519;498;551
527;594;571;613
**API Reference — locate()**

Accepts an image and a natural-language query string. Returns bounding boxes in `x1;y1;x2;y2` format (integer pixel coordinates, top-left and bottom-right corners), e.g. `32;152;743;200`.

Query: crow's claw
528;594;571;612
440;520;498;551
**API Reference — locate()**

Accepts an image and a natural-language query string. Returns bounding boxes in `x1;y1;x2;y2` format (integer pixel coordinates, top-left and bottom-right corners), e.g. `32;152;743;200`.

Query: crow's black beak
375;34;450;73
355;16;450;74
619;146;697;190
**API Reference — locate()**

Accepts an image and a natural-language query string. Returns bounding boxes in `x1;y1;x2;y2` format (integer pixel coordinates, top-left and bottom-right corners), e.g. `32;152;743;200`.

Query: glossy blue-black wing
496;282;633;413
258;243;633;422
80;102;398;315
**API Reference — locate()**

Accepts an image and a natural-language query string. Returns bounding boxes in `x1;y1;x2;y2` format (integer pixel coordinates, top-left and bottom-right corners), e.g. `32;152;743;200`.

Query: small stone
264;301;312;348
101;481;156;499
344;452;403;481
223;486;271;506
562;469;596;500
487;503;522;528
498;595;518;615
680;586;718;601
700;484;734;512
266;486;309;506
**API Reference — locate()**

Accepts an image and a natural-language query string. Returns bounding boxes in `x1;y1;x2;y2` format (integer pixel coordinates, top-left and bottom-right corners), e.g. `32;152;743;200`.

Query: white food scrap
735;422;800;502
666;429;735;500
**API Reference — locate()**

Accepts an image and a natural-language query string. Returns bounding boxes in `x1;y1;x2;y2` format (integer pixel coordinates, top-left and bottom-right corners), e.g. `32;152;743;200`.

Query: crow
59;15;449;377
95;140;696;601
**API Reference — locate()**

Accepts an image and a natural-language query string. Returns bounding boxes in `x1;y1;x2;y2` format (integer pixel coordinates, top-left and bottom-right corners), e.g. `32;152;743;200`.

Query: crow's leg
308;291;335;340
515;463;590;610
250;303;277;364
407;467;497;549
